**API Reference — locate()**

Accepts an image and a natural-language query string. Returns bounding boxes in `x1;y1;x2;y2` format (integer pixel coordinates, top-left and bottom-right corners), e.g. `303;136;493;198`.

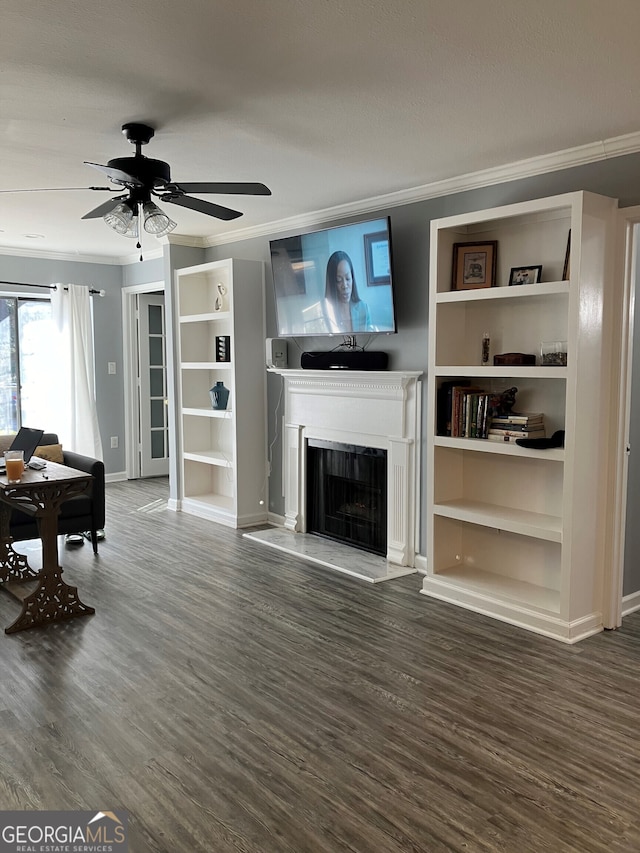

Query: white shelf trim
436;281;569;303
182;407;233;418
433;435;564;461
424;565;561;614
433;499;562;542
435;366;568;379
181;362;233;370
183;450;233;467
180;312;231;323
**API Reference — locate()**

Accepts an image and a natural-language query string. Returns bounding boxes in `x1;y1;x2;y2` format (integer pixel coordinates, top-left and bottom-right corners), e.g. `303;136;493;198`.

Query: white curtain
50;284;104;460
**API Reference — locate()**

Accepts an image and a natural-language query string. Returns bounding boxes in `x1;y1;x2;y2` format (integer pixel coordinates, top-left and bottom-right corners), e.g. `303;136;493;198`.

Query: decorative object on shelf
209;381;230;410
516;429;565;449
488;386;518;417
509;265;542;286
451;241;497;291
540;341;567;366
216;335;231;362
481;332;490;365
563;230;571;280
493;352;536;366
214;282;228;312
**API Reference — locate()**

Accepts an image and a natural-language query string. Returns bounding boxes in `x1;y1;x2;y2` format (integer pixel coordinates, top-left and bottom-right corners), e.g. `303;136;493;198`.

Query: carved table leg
0;501;39;584
4;502;95;634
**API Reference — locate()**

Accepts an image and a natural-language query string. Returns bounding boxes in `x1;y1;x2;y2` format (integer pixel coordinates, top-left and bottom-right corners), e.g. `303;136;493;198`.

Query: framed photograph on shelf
452;241;497;290
364;231;391;286
509;265;543;286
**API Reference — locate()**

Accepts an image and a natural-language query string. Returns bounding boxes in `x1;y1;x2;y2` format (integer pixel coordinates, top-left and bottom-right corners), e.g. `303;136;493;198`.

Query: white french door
137;293;169;477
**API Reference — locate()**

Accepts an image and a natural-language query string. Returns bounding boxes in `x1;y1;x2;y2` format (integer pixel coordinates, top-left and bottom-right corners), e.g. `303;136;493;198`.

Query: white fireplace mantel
276;369;422;567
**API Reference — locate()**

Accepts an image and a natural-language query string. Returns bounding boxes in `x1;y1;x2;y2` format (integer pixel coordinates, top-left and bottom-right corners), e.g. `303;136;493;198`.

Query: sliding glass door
0;297;53;435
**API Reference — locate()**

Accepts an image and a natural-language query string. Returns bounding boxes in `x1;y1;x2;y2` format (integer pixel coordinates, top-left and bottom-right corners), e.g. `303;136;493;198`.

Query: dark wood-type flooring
0;477;639;852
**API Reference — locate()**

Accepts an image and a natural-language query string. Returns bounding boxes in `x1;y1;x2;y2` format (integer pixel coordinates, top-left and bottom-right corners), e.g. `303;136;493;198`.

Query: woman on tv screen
324;250;372;333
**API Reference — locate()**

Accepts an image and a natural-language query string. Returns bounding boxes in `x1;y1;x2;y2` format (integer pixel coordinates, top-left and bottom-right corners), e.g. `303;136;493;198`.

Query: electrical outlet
110;436;118;449
108;362;116;374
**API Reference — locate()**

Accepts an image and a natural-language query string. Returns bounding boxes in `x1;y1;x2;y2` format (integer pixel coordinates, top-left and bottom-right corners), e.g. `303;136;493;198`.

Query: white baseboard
105;471;128;483
622;590;640;617
414;553;428;574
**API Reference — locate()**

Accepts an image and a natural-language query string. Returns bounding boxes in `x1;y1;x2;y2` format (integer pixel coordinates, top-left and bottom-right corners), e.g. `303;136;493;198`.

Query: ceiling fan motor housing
106;156;171;189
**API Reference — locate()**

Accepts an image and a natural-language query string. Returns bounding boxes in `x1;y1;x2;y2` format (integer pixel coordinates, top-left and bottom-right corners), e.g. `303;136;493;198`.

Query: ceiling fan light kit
103;197;176;238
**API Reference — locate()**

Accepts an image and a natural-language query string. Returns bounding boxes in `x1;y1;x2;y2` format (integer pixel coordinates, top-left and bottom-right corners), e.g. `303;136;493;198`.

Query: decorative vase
209;381;229;410
213;282;228;312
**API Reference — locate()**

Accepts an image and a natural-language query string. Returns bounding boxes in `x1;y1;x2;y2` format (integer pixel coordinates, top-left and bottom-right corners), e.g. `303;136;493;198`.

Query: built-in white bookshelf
422;191;619;642
175;258;268;528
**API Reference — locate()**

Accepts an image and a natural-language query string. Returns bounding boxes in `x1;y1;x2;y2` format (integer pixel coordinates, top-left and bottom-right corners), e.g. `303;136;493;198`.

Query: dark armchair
8;432;105;554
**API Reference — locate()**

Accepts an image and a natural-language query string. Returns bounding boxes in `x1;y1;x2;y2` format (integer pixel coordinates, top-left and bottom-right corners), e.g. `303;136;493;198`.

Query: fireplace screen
306;439;387;556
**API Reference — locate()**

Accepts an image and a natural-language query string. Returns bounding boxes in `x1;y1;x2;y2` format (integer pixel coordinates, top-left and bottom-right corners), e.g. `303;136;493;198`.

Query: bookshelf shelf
180;311;232;323
433;435;565;460
424;565;561;616
423;191;618;643
433;498;562;542
434;366;568;379
436;280;569;303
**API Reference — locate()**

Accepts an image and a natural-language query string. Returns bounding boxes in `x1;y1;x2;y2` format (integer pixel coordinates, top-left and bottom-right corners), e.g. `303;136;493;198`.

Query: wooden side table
0;461;95;633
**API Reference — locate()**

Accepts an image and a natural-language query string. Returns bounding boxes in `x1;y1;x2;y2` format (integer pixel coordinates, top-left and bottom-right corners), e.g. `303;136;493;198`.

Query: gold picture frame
452;241;497;290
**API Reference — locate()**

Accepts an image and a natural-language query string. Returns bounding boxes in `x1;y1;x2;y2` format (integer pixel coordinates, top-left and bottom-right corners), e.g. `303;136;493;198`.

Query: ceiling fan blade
84;162;144;187
162;194;243;221
166;181;271;196
81;198;123;220
0;186;116;193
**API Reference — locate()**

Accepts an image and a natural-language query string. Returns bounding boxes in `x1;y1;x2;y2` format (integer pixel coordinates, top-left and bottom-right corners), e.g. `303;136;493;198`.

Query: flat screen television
269;216;397;337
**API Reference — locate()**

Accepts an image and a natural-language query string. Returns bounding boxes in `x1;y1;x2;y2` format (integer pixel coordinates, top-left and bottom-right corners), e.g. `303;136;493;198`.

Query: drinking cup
4;450;24;483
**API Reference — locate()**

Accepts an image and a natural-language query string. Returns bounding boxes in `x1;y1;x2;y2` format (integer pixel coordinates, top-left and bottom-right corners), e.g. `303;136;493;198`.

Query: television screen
269;216;396;337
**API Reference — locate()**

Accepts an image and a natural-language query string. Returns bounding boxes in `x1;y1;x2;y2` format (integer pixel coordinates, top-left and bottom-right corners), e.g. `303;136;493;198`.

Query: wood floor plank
0;476;638;852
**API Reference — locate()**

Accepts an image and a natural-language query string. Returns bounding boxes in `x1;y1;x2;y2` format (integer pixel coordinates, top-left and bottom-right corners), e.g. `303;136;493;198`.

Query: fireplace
244;370;422;581
307;440;387;556
279;369;422;569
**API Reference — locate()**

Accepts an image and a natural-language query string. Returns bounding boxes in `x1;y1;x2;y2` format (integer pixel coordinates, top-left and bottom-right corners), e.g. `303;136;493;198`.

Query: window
0;297;54;435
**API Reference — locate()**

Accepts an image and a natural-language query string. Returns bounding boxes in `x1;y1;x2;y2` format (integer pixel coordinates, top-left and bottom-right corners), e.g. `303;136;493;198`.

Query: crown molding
165;233;208;249
119;246;164;265
202;130;640;247
0;244;125;265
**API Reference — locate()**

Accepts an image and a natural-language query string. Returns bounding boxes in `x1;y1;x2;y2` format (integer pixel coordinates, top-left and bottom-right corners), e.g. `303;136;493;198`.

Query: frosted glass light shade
142;202;177;236
103;201;138;237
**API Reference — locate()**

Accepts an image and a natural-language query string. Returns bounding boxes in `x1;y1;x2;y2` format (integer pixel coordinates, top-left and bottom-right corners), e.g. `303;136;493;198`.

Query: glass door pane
0;298;18;434
18;299;54;430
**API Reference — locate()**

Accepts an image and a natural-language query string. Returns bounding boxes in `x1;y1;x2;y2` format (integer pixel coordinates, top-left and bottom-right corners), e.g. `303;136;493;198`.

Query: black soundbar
300;351;389;370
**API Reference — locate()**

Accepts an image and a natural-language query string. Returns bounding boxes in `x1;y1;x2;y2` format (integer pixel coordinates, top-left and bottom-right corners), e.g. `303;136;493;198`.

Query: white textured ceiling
2;0;640;261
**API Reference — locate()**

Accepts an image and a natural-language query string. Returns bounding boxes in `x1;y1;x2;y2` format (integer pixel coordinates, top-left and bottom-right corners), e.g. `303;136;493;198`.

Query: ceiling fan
0;122;271;242
82;122;271;238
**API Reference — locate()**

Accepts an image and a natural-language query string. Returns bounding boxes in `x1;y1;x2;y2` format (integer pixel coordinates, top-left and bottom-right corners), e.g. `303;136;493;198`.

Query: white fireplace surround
278;369;422;567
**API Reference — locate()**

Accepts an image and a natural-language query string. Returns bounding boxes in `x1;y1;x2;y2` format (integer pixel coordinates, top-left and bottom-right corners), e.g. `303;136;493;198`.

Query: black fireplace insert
306;439;387;556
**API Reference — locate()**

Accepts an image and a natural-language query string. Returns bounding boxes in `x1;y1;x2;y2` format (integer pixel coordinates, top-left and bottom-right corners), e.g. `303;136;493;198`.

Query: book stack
437;381;492;438
488;412;545;443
